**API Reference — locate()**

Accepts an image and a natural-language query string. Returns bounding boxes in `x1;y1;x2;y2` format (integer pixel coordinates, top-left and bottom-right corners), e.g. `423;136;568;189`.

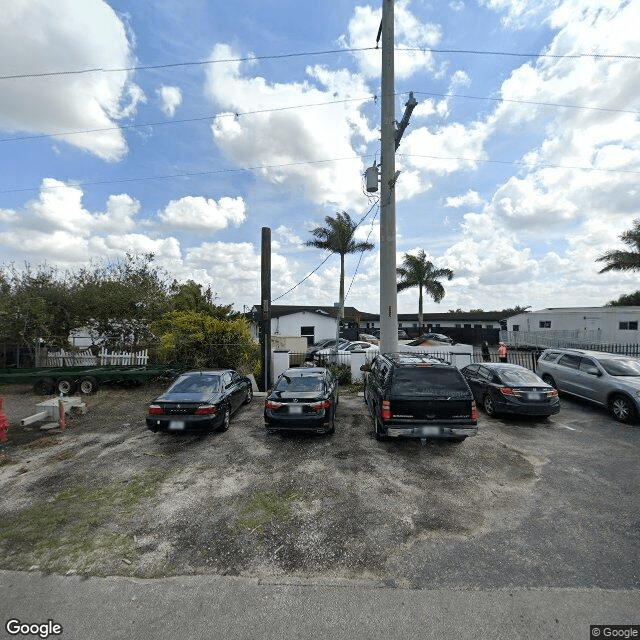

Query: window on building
620;321;638;330
300;326;315;346
487;324;494;329
512;325;520;331
464;324;471;329
474;324;482;329
539;321;551;328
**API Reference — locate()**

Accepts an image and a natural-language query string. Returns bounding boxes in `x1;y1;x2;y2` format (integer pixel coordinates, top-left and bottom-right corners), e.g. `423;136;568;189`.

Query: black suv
364;353;478;442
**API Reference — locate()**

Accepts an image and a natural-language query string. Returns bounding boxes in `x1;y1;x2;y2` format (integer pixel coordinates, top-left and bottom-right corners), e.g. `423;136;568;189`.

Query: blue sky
1;0;639;316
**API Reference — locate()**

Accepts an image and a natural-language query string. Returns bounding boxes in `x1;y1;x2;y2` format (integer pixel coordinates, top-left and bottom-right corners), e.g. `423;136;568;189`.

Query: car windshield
275;375;324;393
598;357;640;376
169;374;221;393
391;368;469;396
498;369;544;386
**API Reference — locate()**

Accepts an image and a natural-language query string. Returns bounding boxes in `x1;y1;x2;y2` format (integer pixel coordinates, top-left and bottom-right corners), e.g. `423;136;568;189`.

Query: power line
0;95;375;144
3;88;636;146
412;91;640;116
3;148;640;196
2;46;637;81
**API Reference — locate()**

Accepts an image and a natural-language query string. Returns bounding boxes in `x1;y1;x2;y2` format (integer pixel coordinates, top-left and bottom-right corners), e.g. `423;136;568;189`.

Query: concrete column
272;350;290;385
350;350;368;382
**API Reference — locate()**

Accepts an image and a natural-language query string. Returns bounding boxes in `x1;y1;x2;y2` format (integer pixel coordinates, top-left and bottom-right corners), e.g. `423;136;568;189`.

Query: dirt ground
0;381;543;582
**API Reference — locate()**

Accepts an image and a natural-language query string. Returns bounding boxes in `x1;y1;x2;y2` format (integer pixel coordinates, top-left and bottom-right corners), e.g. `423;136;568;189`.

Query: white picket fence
46;348;149;367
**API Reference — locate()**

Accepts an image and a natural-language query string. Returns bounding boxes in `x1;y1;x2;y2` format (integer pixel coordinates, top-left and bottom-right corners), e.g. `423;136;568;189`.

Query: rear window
499;369;544;386
391;367;469;396
275;375;324;392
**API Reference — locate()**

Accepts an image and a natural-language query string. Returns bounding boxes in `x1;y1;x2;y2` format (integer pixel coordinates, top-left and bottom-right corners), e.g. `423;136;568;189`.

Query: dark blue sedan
146;369;253;433
461;362;560;418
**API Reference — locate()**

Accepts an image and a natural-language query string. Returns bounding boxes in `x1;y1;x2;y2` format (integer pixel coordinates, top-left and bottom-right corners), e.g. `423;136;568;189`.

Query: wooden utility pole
261;227;272;390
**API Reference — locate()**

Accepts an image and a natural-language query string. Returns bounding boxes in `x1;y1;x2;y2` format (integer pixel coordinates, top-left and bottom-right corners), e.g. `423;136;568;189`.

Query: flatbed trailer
0;364;185;395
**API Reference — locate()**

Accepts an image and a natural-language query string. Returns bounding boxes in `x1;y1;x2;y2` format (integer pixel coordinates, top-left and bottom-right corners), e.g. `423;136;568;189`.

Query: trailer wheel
56;378;76;395
33;377;55;395
79;376;98;395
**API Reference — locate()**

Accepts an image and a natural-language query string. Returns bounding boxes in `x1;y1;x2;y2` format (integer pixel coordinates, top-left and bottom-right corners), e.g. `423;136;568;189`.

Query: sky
1;0;639;317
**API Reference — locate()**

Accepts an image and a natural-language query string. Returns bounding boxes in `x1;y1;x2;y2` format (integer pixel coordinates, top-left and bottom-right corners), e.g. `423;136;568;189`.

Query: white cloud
445;190;483;208
159;196;246;231
339;1;442;80
205;43;376;210
157;85;182;117
0;0;144;161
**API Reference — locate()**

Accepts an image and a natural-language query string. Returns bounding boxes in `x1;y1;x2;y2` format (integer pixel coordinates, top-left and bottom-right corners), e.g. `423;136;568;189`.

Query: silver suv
536;348;640;423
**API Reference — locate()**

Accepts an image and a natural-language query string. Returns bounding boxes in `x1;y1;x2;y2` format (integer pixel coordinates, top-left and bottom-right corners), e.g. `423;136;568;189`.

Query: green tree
396;250;454;333
168;280;232;318
305;211;374;315
597;219;640;273
151;310;258;373
74;253;169;348
606;290;640;306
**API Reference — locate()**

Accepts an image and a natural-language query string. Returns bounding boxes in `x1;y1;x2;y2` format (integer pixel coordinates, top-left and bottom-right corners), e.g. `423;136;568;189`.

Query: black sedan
147;369;253;433
461;362;560;417
264;367;338;434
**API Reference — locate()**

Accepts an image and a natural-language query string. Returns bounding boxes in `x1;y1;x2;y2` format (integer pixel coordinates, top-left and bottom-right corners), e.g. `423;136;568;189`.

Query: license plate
421;427;440;435
528;393;543;400
288;406;303;414
169;420;185;430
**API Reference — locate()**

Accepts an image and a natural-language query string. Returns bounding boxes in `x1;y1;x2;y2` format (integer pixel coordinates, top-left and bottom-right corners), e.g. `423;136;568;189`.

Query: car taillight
195;404;216;415
381;400;391;420
148;405;162;415
547;389;558;397
310;400;331;410
499;387;515;396
471;401;478;421
265;400;282;410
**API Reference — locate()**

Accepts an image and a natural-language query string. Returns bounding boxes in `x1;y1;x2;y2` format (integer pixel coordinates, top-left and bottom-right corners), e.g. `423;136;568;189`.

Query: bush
329;363;352;385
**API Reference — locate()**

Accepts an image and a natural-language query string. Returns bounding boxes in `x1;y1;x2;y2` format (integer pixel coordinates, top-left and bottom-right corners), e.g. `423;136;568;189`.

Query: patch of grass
0;453;17;467
237;489;305;536
0;467;167;573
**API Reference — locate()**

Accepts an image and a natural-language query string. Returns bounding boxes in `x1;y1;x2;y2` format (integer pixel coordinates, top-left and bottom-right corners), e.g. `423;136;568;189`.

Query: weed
0;467;167;573
237;489;305;536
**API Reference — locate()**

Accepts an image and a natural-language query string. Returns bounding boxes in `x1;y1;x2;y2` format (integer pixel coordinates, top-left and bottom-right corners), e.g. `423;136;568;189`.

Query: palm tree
397;250;454;334
597;219;640;273
305;211;374;316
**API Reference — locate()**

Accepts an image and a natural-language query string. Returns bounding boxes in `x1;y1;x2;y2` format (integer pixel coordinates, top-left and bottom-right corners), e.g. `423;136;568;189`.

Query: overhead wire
1;47;638;81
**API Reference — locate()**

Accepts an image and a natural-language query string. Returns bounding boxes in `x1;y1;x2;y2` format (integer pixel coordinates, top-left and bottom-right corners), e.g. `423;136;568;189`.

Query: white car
314;341;379;365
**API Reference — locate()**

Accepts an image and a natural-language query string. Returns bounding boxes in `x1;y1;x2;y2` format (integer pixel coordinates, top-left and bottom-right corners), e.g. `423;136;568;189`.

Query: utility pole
261;227;272;391
379;0;398;354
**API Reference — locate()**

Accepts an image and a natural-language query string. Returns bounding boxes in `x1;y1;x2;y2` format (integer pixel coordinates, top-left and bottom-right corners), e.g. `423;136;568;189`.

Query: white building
503;307;640;346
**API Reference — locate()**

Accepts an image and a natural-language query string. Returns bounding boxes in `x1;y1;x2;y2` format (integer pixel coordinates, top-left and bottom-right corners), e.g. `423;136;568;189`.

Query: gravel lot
0;381;638;589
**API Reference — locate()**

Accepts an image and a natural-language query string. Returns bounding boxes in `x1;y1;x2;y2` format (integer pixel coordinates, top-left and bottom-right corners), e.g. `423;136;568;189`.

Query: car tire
610;394;636;423
541;374;556;389
244;387;253;404
328;410;335;435
374;417;386;441
483;393;497;417
219;405;230;431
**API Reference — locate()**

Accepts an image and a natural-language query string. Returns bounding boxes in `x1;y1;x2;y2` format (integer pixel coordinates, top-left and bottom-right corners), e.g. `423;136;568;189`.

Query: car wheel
328;410;336;435
483;393;496;417
610;394;636;423
79;376;98;395
244;387;253;404
219;405;230;431
541;374;556;389
374;417;386;441
56;378;76;395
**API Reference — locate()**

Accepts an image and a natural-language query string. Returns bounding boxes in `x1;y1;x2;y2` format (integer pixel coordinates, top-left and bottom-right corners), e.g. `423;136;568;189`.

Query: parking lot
0;382;638;590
